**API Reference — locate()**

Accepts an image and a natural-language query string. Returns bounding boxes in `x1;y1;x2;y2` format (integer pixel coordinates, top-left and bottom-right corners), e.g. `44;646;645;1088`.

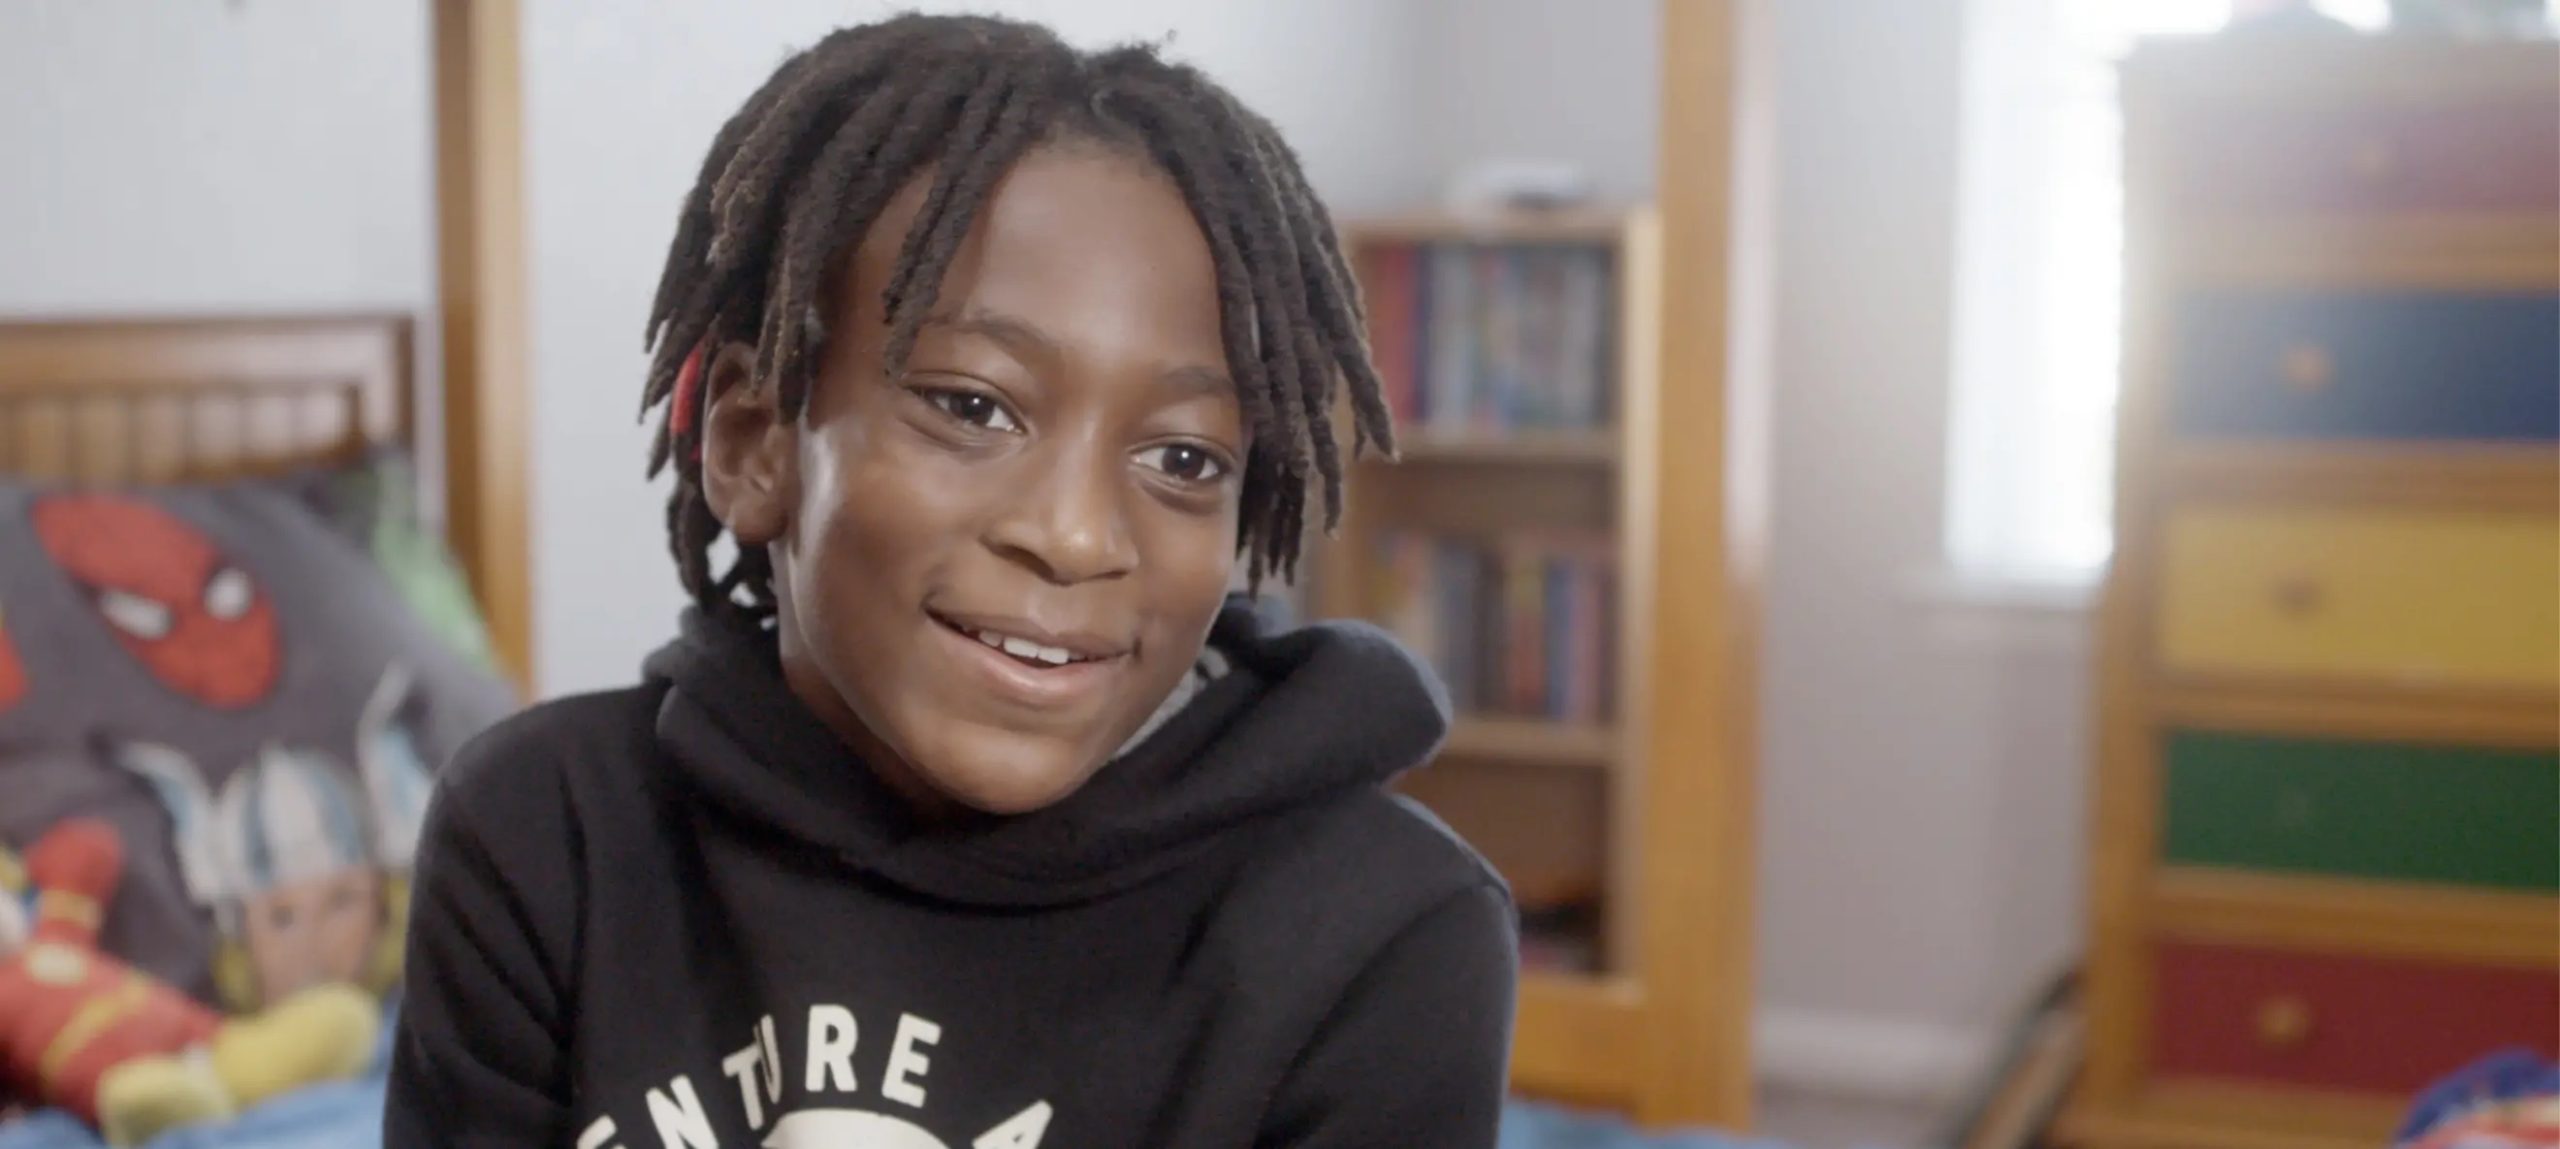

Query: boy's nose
984;445;1138;586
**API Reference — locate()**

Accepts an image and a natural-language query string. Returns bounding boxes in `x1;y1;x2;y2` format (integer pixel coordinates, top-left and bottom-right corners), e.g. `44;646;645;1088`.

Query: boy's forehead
841;148;1226;366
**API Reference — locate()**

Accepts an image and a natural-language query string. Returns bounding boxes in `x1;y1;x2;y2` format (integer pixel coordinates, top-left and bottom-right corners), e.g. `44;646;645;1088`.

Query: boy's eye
924;388;1021;433
1138;443;1229;483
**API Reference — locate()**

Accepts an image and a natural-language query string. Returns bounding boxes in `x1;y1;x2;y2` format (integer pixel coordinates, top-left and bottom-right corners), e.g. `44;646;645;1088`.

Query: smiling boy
385;15;1516;1149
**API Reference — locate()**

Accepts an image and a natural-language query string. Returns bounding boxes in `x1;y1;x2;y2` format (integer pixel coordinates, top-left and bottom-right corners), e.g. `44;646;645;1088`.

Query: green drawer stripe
2163;732;2559;892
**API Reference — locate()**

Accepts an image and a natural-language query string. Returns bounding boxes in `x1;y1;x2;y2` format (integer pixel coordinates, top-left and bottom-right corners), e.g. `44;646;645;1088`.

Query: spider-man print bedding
0;460;513;1010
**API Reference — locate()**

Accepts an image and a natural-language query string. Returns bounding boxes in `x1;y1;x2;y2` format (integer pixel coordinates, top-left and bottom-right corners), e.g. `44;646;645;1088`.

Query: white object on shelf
1442;159;1595;213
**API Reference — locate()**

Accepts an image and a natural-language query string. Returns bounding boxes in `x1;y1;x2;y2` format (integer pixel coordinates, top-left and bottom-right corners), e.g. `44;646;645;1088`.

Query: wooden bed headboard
0;314;529;691
0;315;412;483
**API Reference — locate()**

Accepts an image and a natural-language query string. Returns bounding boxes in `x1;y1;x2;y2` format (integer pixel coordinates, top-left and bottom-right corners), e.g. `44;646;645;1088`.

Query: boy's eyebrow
1157;365;1237;401
926;309;1234;398
925;309;1058;359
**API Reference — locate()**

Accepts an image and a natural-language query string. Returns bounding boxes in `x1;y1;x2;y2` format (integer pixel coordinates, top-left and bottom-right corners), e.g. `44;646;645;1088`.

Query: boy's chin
906;726;1114;817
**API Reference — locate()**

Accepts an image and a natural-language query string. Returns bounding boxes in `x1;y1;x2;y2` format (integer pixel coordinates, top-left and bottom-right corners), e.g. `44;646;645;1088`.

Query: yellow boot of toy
207;983;381;1109
96;1054;235;1149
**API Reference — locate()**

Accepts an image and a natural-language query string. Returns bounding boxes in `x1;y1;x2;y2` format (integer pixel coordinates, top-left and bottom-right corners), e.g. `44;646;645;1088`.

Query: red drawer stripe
2153;942;2560;1095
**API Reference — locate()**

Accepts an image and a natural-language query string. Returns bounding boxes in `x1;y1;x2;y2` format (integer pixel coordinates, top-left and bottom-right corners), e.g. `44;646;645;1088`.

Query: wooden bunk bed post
432;0;535;693
1640;0;1771;1127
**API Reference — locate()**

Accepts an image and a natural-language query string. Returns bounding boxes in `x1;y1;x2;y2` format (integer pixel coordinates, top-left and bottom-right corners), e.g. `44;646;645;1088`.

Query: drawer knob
2255;995;2315;1049
2271;575;2325;616
2280;344;2335;394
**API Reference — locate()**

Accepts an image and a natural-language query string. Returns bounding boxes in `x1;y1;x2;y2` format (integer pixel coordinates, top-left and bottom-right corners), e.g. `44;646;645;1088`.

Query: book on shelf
1355;240;1616;435
1367;530;1618;724
1518;897;1604;975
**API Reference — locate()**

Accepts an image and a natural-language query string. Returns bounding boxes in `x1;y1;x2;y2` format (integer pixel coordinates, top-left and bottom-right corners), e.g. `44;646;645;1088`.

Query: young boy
384;14;1516;1149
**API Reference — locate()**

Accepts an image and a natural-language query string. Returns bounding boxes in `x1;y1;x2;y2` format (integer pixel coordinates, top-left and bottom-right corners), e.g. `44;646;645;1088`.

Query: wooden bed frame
0;316;415;488
0;313;527;684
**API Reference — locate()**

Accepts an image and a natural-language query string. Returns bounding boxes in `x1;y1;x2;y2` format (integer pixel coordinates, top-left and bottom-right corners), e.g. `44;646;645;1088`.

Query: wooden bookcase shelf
1443;716;1620;770
1337;208;1635;246
1282;9;1764;1123
1511;970;1647;1106
1309;201;1766;1117
1382;428;1621;466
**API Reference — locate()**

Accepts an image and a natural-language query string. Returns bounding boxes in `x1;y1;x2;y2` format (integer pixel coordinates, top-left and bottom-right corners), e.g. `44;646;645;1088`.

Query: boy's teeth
1000;635;1073;665
967;625;1078;666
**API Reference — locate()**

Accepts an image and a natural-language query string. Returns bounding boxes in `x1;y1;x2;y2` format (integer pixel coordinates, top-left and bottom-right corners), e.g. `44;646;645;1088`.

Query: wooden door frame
431;0;535;693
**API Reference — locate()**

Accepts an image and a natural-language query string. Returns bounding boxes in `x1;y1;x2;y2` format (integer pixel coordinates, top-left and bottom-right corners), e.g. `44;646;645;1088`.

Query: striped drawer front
2158;506;2560;690
2163;732;2560;892
2163;93;2560;218
2151;941;2559;1096
2172;291;2559;442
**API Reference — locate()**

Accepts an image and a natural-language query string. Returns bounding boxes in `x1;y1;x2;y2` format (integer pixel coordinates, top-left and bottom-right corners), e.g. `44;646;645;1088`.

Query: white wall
1754;0;2091;1094
1412;0;1661;208
521;0;1434;696
0;1;430;316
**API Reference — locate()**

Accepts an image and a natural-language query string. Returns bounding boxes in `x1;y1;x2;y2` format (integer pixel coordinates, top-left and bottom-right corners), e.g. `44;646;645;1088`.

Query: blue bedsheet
0;1078;383;1149
1498;1101;1795;1149
0;1010;396;1149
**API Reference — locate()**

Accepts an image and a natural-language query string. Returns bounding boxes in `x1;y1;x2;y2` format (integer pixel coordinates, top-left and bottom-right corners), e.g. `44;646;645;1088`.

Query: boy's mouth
928;610;1129;670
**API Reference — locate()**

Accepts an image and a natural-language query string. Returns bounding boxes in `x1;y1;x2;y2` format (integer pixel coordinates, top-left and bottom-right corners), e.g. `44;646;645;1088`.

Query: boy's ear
699;341;795;547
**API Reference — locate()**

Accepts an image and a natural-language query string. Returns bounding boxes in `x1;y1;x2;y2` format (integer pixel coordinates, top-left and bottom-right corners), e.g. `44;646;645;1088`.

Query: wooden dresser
2065;35;2560;1149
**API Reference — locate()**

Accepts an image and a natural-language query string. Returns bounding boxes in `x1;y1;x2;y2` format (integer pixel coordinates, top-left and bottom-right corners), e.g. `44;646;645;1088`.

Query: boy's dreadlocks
639;14;1395;619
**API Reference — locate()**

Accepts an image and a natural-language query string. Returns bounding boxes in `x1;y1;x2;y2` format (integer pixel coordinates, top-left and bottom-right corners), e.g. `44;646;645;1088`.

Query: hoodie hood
640;595;1450;908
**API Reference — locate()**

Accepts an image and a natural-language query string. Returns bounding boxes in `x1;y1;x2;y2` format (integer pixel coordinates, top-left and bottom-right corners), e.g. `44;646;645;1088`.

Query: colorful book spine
1357;245;1422;425
1561;248;1611;426
1425;247;1475;433
1441;540;1483;713
1567;540;1615;724
1367;530;1619;723
1503;538;1544;712
1518;249;1570;427
1355;237;1618;435
1544;552;1573;720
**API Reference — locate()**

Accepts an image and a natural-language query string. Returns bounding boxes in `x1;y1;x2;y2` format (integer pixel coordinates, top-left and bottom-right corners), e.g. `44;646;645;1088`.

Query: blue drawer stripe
2173;291;2560;441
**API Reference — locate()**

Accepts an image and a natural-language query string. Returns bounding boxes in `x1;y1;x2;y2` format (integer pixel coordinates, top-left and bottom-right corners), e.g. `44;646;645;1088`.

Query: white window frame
1939;0;2402;607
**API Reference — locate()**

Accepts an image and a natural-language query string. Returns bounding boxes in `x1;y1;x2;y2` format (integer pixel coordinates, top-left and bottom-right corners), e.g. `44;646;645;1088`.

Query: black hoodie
384;598;1517;1149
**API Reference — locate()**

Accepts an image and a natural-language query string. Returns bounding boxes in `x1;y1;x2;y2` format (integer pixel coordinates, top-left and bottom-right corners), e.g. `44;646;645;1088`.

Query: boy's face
705;144;1245;817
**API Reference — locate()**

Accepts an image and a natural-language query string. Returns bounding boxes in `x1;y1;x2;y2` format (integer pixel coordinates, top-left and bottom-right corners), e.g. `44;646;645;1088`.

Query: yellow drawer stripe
2159;507;2559;690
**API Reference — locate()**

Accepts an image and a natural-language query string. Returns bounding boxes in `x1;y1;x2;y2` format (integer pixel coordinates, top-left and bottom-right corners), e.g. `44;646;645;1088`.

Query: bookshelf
1322;206;1656;981
1314;192;1755;1120
1293;7;1762;1126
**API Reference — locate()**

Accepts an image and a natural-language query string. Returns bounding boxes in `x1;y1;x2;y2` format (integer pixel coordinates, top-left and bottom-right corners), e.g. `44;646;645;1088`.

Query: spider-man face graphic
32;495;279;709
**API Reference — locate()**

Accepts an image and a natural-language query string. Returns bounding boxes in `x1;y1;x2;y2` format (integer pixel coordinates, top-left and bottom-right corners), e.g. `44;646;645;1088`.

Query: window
1942;0;2392;589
